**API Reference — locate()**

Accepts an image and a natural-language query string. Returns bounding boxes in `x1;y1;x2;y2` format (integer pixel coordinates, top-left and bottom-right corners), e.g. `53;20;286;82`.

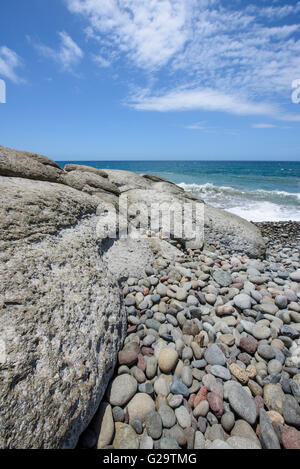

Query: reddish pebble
118;350;138;366
239;336;258;354
207;392;224;420
282;427;300;449
160;276;168;282
127;325;137;335
137;353;146;372
238;353;251;365
141;346;154;356
194;386;208;408
143;288;150;295
254;395;265;413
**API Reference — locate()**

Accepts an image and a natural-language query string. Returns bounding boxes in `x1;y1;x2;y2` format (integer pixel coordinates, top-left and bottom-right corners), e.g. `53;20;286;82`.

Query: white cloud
185;121;218;133
65;0;300;119
171;13;300;98
275;112;300;122
185;121;239;135
129;85;300;122
35;31;83;72
246;2;300;20
185;121;216;132
66;0;191;70
129;86;277;116
0;46;23;83
252;122;295;129
252;123;277;129
92;53;110;68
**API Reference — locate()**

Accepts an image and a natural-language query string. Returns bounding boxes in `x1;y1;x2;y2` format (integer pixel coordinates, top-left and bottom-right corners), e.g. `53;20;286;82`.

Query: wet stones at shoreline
79;229;300;450
254;221;300;248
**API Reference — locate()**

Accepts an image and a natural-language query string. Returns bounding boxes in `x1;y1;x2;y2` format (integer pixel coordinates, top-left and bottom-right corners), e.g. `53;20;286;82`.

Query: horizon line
53;158;300;163
55;159;300;163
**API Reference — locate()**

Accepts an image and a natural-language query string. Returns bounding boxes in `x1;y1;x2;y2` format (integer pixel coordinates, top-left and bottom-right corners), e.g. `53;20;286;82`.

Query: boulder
108;179;265;256
102;169;153;192
204;204;265;258
63;170;120;196
0;176;126;448
64;163;109;178
0;176;98;244
0;144;63;182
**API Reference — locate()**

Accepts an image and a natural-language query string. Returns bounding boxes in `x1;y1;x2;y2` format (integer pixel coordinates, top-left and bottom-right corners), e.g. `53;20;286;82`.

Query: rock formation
0;144;266;448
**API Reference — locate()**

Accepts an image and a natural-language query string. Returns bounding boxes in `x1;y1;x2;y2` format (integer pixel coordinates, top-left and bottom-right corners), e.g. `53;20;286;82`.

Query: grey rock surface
259;409;281;449
63;170;120;196
0;145;63;182
228;384;257;425
102;168;266;256
64;163;109;178
0;176;127;448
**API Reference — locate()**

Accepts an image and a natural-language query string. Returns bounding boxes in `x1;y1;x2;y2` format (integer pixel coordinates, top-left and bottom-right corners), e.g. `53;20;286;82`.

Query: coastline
254;221;300;247
57;160;300;224
0;145;299;450
78;215;300;450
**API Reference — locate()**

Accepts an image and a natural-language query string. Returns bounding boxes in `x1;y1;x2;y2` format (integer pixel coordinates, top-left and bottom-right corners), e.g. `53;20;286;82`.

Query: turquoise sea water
57;161;300;222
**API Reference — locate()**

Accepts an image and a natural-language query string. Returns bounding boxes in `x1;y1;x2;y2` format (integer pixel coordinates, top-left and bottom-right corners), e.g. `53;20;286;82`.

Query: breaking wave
178;182;300;222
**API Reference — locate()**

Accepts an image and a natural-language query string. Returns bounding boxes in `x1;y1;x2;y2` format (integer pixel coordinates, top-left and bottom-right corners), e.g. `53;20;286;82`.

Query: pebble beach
78;221;300;450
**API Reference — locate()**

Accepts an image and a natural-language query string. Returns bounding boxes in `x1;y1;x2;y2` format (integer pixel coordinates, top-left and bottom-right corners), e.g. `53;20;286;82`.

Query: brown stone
137;353;146;372
207;392;224;420
267;410;284;425
282;426;300;449
194;386;208;408
246;365;257;379
141;347;155;356
254;395;265;413
127;325;137;334
229;363;249;384
239;336;258;354
118;350;138;366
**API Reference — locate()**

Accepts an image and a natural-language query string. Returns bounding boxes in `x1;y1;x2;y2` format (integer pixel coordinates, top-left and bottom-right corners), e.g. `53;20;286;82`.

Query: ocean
57;161;300;223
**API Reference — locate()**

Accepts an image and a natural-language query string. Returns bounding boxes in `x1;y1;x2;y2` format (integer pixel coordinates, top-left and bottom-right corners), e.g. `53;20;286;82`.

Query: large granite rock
64;163;109;178
101;170;265;257
204;204;265;258
0;177;98;244
101;169;154;192
63;170;120;196
0;176;127;449
0;145;63;183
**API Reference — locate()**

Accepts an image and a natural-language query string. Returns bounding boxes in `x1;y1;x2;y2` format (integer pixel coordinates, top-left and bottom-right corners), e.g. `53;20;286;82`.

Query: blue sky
0;0;300;161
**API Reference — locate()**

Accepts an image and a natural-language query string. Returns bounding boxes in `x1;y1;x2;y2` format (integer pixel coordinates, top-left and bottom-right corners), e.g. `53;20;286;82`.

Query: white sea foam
178;182;300;222
226;202;300;222
178;182;300;202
